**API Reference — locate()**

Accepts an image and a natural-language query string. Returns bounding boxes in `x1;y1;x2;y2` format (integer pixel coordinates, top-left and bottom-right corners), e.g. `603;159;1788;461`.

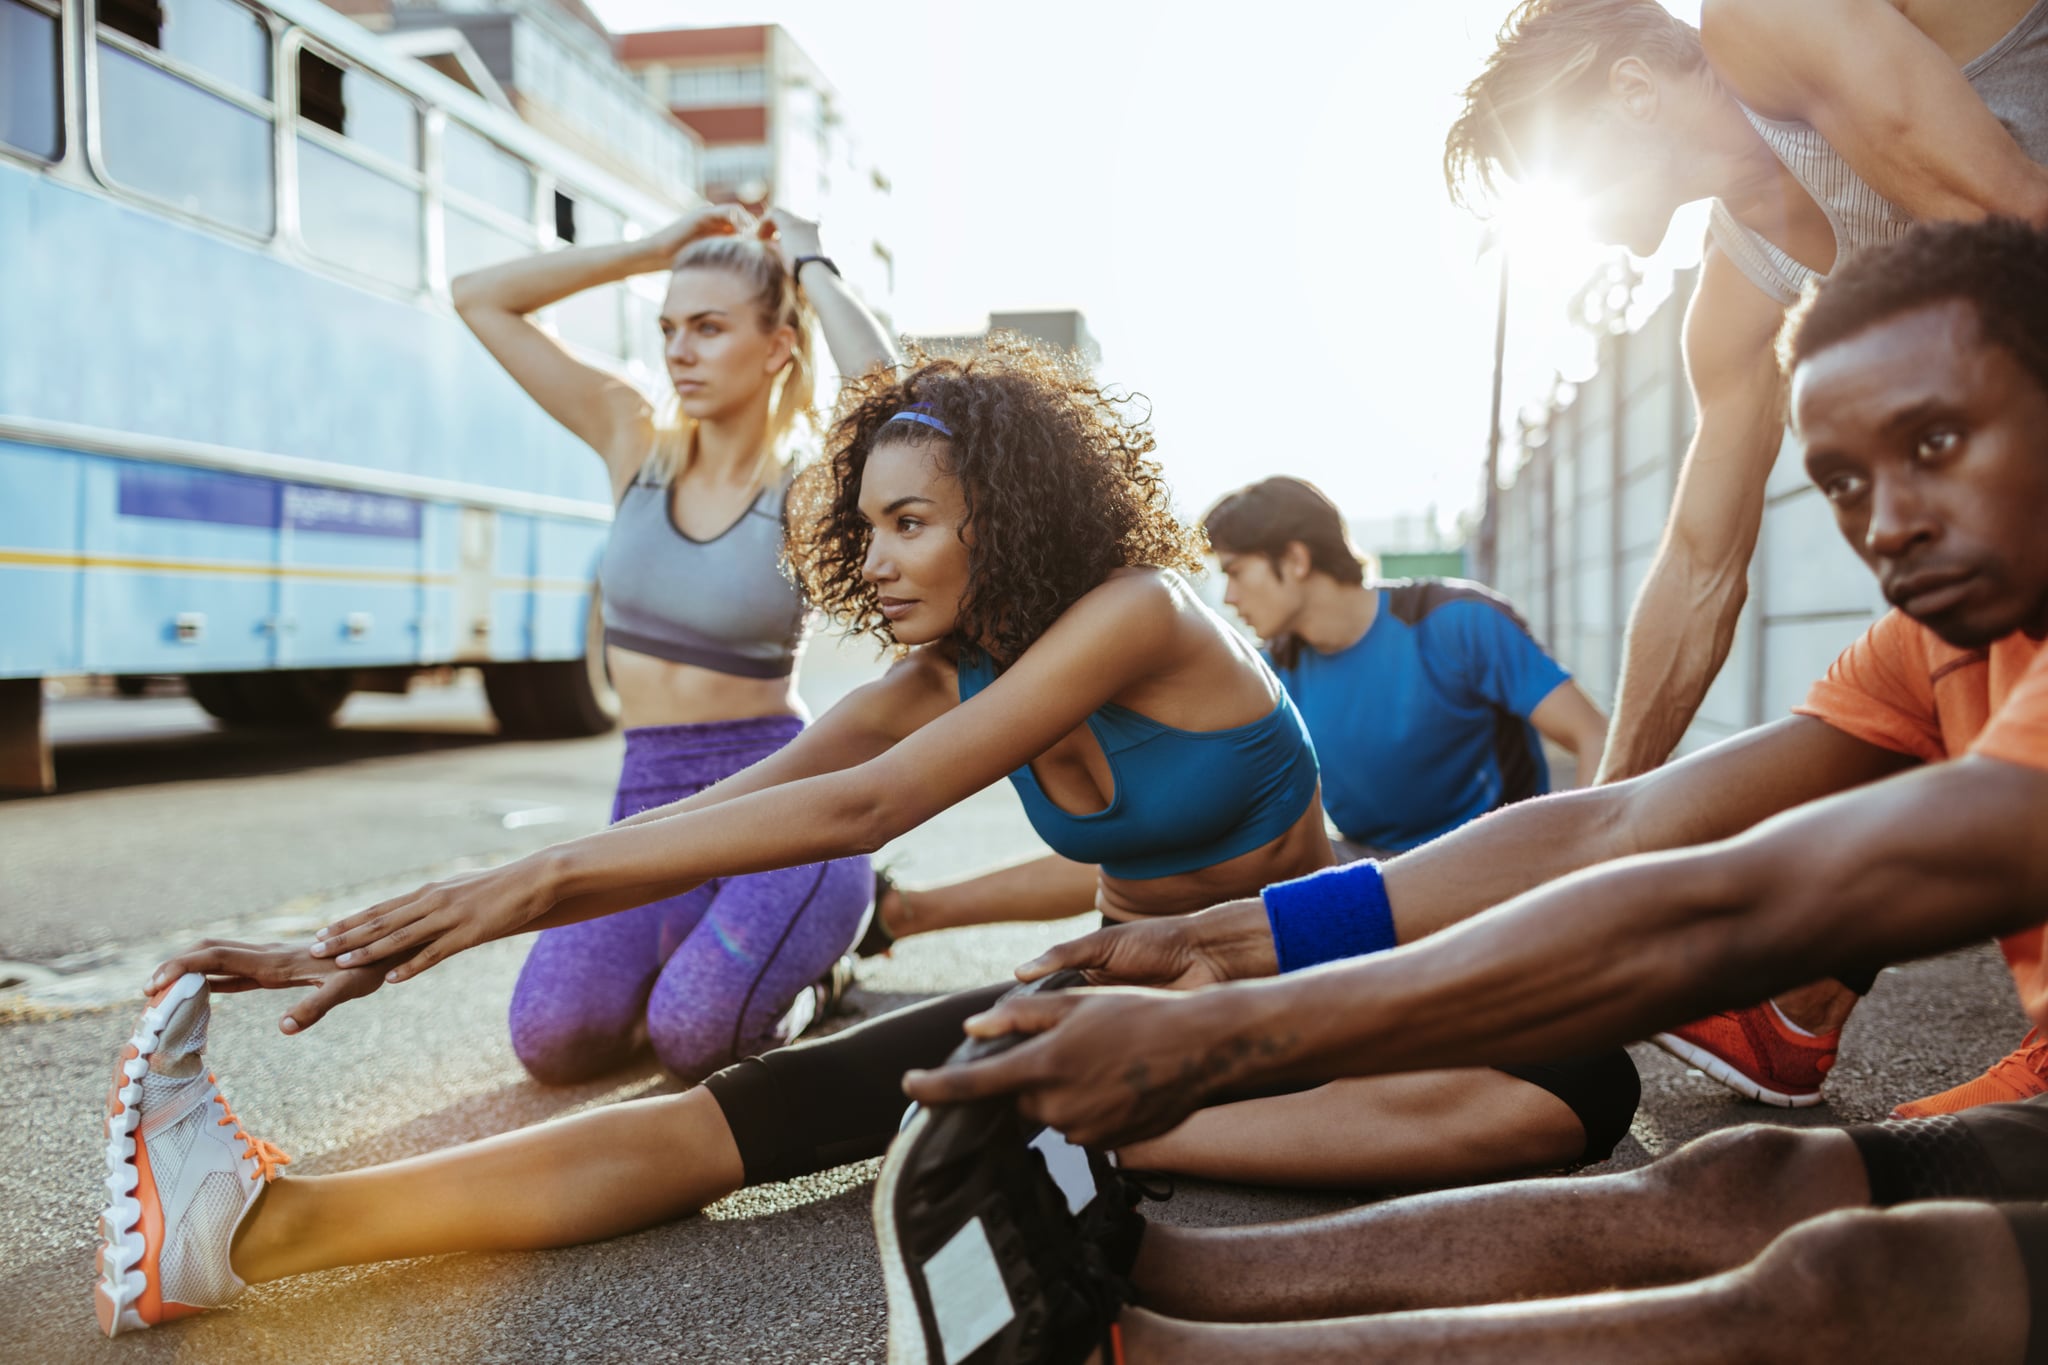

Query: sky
590;0;1708;547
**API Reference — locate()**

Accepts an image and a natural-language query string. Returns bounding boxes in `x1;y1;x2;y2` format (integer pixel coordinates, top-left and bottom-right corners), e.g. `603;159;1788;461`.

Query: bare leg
1773;978;1859;1033
1119;1069;1584;1189
1133;1125;1870;1322
230;1087;744;1282
1118;1202;2029;1364
882;854;1100;938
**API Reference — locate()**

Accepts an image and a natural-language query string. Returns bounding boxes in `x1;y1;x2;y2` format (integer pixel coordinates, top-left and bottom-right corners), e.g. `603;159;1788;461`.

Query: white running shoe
95;973;289;1336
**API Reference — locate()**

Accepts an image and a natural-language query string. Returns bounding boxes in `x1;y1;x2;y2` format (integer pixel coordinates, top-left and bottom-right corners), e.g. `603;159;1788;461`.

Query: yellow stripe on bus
0;549;587;593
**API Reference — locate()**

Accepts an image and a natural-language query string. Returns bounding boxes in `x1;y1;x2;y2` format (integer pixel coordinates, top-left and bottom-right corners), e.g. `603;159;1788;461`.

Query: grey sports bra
598;467;807;679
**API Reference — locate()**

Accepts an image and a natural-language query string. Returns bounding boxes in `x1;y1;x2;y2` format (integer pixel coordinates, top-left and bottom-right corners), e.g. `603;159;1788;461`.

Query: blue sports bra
955;649;1320;880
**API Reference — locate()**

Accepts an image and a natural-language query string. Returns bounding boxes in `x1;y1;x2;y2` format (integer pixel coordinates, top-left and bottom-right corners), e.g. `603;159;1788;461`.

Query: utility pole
1477;248;1509;583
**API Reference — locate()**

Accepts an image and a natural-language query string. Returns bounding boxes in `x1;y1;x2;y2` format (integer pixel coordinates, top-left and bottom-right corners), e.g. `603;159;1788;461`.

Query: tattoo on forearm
1121;1029;1297;1107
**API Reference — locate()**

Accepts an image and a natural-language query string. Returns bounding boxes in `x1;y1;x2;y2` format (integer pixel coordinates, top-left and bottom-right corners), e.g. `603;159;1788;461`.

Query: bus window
295;46;421;287
444;205;531;276
440;120;532;279
95;0;275;237
442;120;531;219
0;0;62;161
298;140;422;287
549;191;624;358
99;0;268;100
296;47;417;167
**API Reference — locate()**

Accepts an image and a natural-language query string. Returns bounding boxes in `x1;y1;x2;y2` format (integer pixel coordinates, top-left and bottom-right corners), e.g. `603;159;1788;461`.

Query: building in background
325;0;699;206
911;310;1102;367
617;23;895;328
1352;513;1465;580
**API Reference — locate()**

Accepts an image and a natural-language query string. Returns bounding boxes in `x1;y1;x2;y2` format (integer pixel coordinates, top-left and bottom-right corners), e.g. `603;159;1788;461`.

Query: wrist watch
791;255;840;290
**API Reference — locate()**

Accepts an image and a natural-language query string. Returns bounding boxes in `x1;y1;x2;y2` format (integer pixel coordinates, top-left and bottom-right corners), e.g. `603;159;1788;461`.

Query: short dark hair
1204;476;1366;587
1204;477;1368;669
1782;218;2048;396
1444;0;1706;211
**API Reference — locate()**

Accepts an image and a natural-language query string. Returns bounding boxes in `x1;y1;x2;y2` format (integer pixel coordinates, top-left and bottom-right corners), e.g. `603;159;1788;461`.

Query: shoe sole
873;970;1090;1365
875;1102;937;1365
1651;1031;1822;1109
95;972;206;1337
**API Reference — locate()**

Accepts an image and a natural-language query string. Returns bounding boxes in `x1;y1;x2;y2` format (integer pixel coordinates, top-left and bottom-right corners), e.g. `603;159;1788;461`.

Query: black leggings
702;982;1640;1186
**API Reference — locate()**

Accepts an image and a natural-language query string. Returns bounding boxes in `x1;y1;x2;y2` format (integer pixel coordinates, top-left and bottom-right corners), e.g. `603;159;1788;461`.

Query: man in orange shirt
1438;0;2048;1115
894;219;2048;1361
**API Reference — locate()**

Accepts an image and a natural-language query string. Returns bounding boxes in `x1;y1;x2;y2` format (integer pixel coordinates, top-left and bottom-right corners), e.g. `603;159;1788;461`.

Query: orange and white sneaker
1652;1003;1837;1108
95;973;288;1336
1892;1028;2048;1120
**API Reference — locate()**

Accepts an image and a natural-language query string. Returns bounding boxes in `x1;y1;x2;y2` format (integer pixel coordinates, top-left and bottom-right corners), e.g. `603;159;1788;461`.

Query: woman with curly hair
102;306;1624;1335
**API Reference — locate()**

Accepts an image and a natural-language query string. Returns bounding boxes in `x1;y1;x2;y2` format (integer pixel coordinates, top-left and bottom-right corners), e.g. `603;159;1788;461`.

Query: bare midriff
1097;797;1335;923
606;644;803;730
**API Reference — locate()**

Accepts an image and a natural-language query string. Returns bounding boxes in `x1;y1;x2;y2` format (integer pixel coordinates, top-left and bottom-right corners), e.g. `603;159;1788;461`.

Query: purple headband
882;402;953;437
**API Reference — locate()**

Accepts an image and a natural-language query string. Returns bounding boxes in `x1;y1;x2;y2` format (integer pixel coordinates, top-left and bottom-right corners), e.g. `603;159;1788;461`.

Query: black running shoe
855;870;900;958
874;971;1141;1365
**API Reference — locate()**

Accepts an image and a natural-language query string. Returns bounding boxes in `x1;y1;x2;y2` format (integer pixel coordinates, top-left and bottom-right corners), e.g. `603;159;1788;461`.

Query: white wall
1489;268;1885;755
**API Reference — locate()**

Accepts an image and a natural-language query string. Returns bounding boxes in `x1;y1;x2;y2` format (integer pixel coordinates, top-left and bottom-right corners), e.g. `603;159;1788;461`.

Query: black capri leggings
703;982;1640;1186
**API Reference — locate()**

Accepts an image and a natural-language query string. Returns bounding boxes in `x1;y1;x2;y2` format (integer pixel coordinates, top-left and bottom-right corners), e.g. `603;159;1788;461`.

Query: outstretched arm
311;575;1181;982
1703;0;2048;226
1024;715;1913;989
1596;245;1790;782
915;753;2048;1145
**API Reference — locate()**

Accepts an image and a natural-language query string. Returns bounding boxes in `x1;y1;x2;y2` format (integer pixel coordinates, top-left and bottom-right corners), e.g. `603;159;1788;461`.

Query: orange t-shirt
1795;610;2048;1022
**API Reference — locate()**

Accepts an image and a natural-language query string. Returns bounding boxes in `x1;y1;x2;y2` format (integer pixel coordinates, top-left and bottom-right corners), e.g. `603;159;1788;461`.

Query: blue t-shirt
1269;579;1571;852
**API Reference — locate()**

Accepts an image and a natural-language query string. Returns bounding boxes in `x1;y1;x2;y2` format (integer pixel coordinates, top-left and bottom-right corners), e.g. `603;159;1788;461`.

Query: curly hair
1781;218;2048;396
787;333;1206;665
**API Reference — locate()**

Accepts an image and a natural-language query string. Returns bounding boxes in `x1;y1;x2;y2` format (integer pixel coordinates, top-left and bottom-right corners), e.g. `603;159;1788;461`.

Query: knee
645;1009;734;1085
509;1010;636;1086
1639;1123;1831;1201
1735;1208;1915;1352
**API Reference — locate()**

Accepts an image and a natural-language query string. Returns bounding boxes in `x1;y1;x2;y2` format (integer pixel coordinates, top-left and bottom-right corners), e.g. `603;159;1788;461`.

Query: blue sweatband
1261;859;1400;974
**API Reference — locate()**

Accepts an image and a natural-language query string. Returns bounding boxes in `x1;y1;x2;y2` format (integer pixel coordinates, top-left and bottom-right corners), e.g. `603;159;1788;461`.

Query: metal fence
1489;266;1887;755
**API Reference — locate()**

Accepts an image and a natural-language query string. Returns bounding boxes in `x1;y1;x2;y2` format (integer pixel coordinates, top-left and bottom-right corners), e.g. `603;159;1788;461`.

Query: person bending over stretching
91;335;1635;1337
451;206;879;1085
1448;0;2048;1108
860;474;1607;945
896;218;2048;1365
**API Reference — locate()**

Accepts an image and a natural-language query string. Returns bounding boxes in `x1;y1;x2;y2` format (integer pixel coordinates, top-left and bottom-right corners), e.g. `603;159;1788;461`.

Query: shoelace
208;1072;291;1182
1988;1029;2048;1095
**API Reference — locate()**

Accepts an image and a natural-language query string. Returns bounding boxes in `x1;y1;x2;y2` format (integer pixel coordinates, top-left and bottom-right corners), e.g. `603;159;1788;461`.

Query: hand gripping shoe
875;970;1151;1365
96;973;289;1335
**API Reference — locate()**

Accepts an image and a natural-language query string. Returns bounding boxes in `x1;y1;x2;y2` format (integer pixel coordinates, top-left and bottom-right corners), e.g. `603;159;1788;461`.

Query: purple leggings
507;715;872;1085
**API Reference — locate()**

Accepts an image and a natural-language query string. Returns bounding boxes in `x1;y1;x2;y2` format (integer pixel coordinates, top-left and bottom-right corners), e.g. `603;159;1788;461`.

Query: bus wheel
481;594;619;739
187;671;353;728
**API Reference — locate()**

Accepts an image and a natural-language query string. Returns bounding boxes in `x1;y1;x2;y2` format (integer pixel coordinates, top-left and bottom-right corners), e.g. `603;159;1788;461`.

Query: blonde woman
451;206;881;1083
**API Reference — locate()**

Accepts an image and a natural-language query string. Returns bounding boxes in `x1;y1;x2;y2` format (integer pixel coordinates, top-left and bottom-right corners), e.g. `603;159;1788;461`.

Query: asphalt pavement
1;641;2034;1362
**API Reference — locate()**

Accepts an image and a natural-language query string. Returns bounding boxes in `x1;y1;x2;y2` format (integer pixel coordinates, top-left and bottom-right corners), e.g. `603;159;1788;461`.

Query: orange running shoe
96;973;289;1336
1891;1029;2048;1120
1652;1003;1837;1108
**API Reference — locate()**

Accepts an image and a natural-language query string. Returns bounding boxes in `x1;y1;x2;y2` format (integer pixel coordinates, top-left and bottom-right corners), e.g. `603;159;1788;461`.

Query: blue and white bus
0;0;700;791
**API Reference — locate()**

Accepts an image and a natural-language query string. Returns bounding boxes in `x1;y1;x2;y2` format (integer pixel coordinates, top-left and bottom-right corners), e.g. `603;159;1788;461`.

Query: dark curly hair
1781;218;2048;396
787;333;1206;666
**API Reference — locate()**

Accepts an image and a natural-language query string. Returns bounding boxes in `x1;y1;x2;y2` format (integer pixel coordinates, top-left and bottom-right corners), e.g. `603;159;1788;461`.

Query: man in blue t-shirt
1209;476;1608;856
